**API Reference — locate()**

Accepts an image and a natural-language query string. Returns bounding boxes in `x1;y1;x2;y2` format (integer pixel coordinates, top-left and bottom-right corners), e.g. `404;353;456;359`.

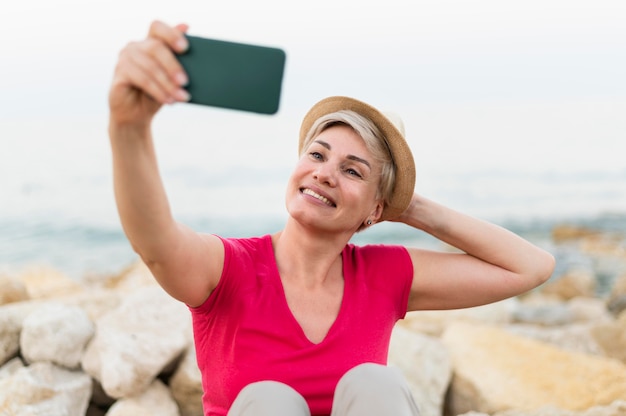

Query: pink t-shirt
190;234;413;416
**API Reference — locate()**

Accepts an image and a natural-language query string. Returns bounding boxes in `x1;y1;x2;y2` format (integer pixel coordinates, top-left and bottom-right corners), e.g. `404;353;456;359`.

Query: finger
123;54;172;104
138;38;190;100
118;41;178;104
174;23;189;35
126;43;189;104
148;20;189;54
144;21;190;93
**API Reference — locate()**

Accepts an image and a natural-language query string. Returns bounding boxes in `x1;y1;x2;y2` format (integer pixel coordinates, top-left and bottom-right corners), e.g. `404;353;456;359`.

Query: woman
109;21;555;416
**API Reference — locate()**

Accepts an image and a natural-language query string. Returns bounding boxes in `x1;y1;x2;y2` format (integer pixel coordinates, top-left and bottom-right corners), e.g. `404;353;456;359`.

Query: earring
366;219;373;225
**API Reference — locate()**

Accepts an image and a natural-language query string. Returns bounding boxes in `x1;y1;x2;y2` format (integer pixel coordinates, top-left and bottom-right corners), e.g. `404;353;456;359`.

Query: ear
368;201;384;225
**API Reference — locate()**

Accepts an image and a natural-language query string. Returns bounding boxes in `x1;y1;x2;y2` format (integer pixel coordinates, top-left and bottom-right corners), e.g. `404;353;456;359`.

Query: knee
239;380;298;397
337;363;407;395
229;381;309;416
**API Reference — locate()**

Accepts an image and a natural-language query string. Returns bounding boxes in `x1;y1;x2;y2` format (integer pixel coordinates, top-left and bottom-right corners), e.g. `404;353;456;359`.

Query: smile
301;188;336;207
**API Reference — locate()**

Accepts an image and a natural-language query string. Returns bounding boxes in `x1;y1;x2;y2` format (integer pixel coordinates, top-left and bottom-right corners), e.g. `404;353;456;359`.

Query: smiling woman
105;21;555;416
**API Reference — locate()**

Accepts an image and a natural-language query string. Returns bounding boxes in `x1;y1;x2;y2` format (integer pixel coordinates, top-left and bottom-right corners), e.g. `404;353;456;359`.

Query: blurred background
1;0;624;280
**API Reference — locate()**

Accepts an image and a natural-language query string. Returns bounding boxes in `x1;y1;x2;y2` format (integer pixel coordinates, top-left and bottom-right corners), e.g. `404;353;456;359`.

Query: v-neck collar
264;235;348;346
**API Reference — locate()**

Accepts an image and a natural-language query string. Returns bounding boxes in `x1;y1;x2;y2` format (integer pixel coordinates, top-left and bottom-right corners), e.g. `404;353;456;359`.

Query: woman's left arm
394;194;555;311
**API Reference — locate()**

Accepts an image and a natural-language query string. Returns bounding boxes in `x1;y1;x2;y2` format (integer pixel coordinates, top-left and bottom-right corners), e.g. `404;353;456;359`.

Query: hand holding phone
176;36;286;115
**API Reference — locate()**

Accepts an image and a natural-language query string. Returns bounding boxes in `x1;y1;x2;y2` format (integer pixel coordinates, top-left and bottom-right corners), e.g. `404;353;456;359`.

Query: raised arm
109;21;223;307
394;194;555;311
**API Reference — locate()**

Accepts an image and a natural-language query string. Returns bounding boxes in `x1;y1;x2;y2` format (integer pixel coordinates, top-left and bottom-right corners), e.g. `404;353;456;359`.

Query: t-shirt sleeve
351;244;414;320
188;235;239;315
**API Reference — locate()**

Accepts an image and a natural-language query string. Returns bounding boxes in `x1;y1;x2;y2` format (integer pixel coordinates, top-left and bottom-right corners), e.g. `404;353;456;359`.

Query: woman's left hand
397;193;555;311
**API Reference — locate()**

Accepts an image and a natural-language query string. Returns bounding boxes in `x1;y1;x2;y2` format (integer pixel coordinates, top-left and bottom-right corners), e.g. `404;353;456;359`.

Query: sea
1;104;625;292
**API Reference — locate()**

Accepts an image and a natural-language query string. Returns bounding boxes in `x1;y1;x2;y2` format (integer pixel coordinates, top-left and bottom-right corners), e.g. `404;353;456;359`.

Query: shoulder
219;234;272;255
191;234;272;312
218;234;274;272
345;243;410;261
344;244;414;314
344;243;412;273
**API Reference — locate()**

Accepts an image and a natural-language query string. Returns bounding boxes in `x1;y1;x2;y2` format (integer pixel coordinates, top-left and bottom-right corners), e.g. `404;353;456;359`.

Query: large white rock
0;361;92;416
16;267;83;299
106;379;180;416
388;325;452;416
399;299;516;336
0;274;29;305
0;356;25;380
460;399;626;415
442;322;626;414
60;288;123;322
20;302;95;368
505;323;605;357
591;311;626;364
0;300;43;365
82;286;192;398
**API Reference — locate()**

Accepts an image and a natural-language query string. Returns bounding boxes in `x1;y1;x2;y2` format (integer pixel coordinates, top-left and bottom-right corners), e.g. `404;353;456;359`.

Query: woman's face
286;124;383;233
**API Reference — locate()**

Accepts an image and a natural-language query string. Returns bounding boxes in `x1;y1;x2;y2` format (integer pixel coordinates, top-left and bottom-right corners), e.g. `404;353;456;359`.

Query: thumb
174;23;189;33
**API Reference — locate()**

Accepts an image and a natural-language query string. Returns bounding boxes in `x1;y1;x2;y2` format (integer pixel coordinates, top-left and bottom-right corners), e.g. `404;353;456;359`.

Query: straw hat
299;96;416;221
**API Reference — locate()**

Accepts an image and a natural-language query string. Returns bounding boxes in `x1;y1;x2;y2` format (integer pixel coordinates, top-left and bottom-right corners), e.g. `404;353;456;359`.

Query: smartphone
176;35;286;115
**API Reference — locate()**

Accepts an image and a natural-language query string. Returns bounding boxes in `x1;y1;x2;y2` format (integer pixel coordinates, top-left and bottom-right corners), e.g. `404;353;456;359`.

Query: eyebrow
313;139;372;170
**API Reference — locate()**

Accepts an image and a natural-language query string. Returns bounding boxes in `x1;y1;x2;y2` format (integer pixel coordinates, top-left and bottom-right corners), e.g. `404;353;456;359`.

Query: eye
309;151;324;160
345;167;363;178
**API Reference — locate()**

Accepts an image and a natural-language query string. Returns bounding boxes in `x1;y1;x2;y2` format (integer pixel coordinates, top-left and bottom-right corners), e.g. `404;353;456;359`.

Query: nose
313;163;337;187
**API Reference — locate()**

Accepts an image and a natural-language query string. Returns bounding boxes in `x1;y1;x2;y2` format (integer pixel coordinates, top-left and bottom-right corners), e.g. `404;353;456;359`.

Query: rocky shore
1;223;626;416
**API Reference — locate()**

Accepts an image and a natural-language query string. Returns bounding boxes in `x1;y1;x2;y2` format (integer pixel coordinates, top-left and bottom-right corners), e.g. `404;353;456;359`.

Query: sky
2;1;624;141
1;0;625;218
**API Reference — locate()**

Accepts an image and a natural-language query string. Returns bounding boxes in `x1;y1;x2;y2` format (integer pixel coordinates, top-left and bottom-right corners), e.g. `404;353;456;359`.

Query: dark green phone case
176;35;286;115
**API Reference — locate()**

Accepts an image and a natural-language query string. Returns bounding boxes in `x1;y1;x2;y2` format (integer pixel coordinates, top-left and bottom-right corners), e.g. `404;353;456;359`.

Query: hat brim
299;96;415;221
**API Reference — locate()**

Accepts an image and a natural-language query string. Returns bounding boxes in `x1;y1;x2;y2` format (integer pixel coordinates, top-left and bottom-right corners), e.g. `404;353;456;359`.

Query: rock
59;289;123;322
590;311;626;364
609;273;626;297
0;274;29;305
459;400;626;415
81;286;192;398
170;344;203;416
0;361;92;416
498;399;626;415
17;266;84;299
20;302;95;369
106;379;180;416
102;260;158;292
568;297;614;323
552;225;600;242
399;299;515;336
505;323;605;357
511;301;574;326
542;269;596;300
607;273;626;316
607;294;626;316
0;356;25;380
388;325;452;416
441;322;626;414
579;233;626;258
0;300;44;365
512;297;612;327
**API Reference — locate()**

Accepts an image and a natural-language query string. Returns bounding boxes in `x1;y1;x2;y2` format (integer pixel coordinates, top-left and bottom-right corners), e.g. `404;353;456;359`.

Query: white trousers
227;363;420;416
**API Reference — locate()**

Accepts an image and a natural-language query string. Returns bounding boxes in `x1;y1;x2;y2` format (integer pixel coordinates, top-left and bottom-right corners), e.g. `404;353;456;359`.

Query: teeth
302;189;334;206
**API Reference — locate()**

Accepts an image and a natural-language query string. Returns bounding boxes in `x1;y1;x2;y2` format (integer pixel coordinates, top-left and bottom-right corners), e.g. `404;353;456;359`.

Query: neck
272;218;352;288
